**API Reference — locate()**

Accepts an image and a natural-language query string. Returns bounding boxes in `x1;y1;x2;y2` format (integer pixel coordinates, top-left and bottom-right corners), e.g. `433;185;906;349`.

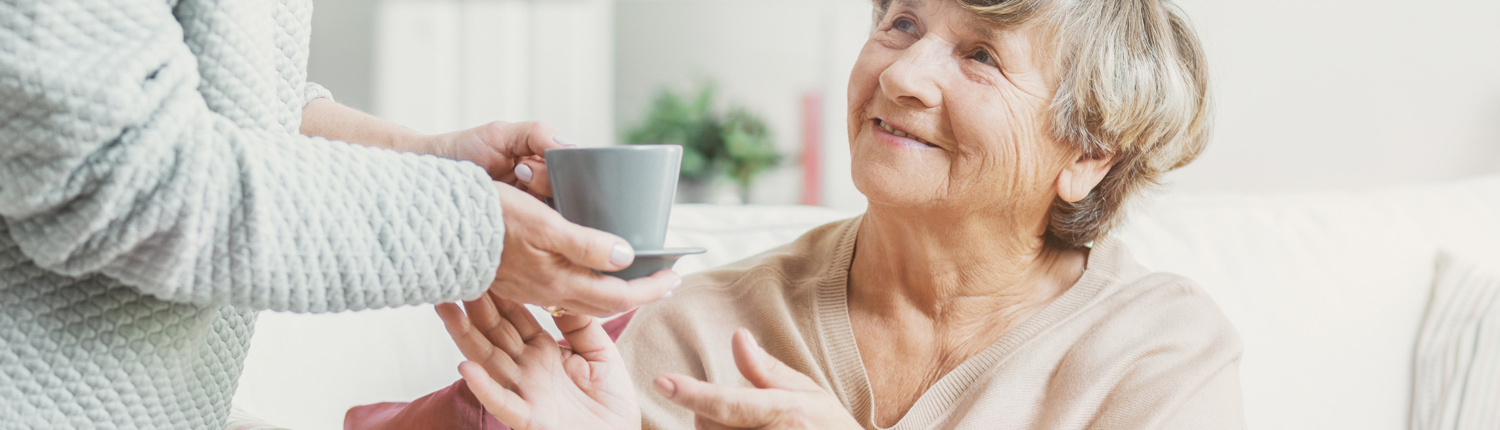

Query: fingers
731;329;824;392
515;157;552;198
481;121;564;158
551;312;615;359
518;122;566;158
653;374;778;428
458;361;532;427
558;270;681;316
490;292;552;344
536;218;636;272
500;184;634;273
437;302;520;379
463;293;526;356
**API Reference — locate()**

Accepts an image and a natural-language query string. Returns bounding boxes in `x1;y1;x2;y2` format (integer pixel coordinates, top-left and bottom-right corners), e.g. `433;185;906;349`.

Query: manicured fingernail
670;279;683;290
653;376;677;397
610;243;635;266
514;163;534;183
554;136;577;147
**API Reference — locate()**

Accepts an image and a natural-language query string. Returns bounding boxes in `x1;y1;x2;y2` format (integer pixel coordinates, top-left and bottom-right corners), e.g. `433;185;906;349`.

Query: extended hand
492;182;680;316
438;292;642;430
653;329;863;430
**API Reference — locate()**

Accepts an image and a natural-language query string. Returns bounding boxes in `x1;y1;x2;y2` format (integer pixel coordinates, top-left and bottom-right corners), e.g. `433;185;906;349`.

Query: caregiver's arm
300;98;559;195
0;0;498;312
301;98;427;153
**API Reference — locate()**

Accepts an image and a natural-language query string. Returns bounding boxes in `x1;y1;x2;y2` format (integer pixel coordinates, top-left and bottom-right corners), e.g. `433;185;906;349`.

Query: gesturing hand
437;292;642;430
492;182;680;316
653;329;863;430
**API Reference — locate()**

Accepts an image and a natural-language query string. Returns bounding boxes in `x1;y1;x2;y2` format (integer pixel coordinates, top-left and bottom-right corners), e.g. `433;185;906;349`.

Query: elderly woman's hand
437;291;643;430
492;182;681;316
653;329;863;430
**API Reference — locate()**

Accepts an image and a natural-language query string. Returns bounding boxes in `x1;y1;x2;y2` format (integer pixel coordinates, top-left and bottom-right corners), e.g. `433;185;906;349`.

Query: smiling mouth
875;119;940;149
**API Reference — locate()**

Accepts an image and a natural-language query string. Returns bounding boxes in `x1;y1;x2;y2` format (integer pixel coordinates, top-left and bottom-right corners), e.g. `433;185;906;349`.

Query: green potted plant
624;83;780;203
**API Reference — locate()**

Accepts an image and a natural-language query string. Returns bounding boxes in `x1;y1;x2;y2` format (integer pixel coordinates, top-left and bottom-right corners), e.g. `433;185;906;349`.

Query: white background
309;0;1500;210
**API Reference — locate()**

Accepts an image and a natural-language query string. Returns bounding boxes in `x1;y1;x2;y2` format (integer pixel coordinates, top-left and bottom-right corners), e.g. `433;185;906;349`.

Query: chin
851;159;940;212
849;132;950;210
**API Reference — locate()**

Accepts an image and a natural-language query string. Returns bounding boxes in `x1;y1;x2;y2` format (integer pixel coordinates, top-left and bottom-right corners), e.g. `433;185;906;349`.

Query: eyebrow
964;19;998;41
892;0;924;12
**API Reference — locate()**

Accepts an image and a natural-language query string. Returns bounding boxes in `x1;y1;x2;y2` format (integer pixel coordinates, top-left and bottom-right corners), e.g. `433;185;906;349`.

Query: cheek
946;92;1057;199
845;42;886;143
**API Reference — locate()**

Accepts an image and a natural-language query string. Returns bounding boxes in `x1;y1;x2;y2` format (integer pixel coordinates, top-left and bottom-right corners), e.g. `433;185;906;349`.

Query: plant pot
676;177;744;204
676;177;715;204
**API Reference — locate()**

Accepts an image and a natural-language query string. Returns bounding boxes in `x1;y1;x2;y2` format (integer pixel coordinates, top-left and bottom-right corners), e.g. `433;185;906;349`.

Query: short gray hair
871;0;1212;248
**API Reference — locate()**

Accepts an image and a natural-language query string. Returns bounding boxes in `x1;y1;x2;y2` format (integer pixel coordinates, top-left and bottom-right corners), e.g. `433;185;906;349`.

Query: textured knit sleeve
0;0;503;312
304;81;334;104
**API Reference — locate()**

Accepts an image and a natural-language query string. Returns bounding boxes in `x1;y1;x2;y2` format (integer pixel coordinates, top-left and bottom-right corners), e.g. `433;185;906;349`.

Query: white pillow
1411;251;1500;430
1116;191;1437;430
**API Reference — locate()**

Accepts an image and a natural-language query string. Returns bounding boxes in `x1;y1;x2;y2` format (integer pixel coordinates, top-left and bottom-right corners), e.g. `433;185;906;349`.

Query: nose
878;35;947;110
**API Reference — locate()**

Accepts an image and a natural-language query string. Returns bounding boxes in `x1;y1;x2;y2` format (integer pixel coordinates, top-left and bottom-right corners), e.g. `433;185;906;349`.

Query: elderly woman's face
848;0;1072;215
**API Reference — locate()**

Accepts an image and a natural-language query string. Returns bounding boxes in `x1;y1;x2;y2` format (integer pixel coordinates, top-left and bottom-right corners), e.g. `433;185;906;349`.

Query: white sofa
233;175;1500;430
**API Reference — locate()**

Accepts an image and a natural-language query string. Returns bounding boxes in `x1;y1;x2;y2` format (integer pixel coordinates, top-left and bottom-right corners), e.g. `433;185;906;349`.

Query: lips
875;118;939;148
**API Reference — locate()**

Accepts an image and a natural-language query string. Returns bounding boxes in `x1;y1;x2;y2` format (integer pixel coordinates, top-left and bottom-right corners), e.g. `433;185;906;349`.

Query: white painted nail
610;243;634;266
554;136;577;147
514;163;534;183
670;279;683;290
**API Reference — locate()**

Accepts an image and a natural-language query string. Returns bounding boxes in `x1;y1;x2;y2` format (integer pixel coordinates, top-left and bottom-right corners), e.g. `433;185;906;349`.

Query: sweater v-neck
811;216;1129;429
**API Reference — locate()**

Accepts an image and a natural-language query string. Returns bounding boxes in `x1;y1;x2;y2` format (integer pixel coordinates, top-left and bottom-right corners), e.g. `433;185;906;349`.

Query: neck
847;204;1086;324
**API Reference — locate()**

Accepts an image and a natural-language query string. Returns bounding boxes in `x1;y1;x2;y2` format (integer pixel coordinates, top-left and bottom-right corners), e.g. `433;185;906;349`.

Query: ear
1056;153;1115;203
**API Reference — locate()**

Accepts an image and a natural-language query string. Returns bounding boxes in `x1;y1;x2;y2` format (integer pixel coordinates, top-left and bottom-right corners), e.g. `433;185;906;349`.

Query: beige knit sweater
617;217;1245;430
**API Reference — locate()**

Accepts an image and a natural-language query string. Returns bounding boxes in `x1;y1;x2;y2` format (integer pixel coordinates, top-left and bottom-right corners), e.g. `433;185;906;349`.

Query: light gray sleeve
0;0;502;313
304;81;335;104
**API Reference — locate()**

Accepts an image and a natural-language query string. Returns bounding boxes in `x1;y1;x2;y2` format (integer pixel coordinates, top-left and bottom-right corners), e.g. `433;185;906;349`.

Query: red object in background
801;92;822;206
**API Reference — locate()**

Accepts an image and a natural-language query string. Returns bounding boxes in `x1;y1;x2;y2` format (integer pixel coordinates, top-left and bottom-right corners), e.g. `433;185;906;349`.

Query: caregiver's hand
300;99;563;198
437;292;642;430
654;329;862;430
425;121;565;197
492;182;681;316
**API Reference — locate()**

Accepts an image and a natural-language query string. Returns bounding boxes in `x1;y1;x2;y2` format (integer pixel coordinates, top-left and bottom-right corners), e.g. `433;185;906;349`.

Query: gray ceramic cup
544;145;683;251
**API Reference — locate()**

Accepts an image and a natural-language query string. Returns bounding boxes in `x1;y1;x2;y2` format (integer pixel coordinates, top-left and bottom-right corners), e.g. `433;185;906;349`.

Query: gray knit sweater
0;0;504;428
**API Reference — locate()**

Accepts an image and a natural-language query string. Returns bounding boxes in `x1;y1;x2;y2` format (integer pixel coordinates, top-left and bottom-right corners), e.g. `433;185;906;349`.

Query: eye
971;48;998;67
892;17;918;35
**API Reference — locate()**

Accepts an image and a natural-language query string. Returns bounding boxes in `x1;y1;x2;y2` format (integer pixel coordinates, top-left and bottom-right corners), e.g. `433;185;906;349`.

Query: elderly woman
430;0;1238;428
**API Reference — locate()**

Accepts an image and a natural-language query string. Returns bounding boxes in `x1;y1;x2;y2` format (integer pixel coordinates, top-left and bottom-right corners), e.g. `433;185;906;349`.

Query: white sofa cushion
1118;192;1438;429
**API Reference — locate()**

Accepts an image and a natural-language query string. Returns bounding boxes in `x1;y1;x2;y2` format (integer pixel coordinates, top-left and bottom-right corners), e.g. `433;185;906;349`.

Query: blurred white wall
614;0;1500;211
308;0;615;146
306;0;1500;204
306;0;378;112
1168;0;1500;194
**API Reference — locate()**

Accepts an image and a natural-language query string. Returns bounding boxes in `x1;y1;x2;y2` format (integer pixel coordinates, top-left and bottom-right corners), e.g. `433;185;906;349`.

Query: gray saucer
604;247;706;280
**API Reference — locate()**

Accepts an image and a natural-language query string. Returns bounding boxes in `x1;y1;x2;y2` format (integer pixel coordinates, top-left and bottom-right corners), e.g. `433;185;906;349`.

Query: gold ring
545;306;567;317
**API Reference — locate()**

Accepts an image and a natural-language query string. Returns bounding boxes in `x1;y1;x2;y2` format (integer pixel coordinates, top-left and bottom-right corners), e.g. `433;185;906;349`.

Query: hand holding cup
490;182;681;316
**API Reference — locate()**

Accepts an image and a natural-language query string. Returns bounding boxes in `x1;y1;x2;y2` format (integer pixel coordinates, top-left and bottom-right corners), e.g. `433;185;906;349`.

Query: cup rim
545;144;682;153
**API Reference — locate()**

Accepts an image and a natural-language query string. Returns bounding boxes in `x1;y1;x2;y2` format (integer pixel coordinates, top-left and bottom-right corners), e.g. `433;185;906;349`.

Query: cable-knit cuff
303;82;334;105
